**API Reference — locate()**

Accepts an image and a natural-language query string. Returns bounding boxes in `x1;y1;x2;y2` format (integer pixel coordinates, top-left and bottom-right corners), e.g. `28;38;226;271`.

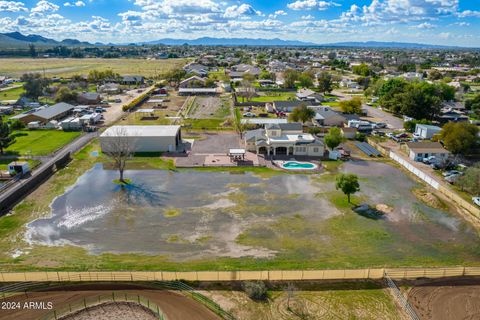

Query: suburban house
100;125;182;153
179;76;206;88
77;92;101;105
438;108;469;124
230;64;261;76
340;79;360;89
312;106;347;127
415;124;442;139
405;142;450;162
98;83;122;94
245;122;325;157
272;100;305;113
122;76;145;85
296;88;324;103
183;63;209;77
13;102;75;125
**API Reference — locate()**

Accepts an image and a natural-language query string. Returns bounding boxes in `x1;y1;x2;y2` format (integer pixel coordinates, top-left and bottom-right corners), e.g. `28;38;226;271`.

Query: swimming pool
280;161;318;170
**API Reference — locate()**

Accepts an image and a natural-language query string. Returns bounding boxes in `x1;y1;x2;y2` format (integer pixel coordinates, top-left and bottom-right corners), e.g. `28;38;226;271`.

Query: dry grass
0;58;190;78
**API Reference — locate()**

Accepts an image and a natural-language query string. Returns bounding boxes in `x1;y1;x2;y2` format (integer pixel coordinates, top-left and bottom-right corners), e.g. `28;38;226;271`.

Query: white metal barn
100;125;182;153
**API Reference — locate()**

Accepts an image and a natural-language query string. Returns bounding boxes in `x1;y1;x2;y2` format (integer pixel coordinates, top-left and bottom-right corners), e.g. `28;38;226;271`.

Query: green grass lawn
183;118;232;130
249;91;296;103
5;130;82;156
0;86;25;101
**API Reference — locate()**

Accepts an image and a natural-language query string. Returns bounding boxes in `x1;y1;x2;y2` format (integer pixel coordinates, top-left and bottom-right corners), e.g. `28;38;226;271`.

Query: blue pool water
282;161;316;169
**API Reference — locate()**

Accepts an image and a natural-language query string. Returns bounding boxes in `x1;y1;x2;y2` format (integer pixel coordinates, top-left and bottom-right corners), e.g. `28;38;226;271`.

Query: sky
0;0;479;46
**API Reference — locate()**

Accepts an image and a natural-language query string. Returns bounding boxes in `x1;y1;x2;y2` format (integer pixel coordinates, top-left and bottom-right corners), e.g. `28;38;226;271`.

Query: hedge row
122;87;155;112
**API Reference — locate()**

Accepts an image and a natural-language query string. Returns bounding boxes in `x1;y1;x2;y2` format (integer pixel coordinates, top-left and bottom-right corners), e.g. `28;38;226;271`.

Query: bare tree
101;127;137;184
241;73;256;102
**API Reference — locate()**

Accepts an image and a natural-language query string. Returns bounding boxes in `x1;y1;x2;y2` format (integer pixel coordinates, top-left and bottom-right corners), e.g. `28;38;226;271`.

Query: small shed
8;161;30;175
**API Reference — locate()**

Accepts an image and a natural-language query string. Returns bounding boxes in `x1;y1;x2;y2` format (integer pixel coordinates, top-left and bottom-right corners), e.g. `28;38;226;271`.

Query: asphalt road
0;132;97;210
362;105;404;130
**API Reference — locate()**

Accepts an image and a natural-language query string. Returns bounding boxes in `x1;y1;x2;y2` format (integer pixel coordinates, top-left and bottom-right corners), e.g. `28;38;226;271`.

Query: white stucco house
405;142;450;162
100;125;182;153
245;122;325;157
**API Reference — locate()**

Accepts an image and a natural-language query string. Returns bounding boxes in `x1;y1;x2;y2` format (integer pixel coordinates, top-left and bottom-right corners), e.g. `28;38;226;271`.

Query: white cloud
415;22;436;29
31;0;59;13
287;0;339;11
64;1;86;7
0;1;27;12
224;4;262;18
340;0;459;25
457;10;480;18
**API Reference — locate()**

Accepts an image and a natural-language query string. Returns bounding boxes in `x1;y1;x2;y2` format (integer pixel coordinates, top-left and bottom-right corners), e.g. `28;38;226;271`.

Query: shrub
355;132;366;142
122;88;154;112
242;281;268;301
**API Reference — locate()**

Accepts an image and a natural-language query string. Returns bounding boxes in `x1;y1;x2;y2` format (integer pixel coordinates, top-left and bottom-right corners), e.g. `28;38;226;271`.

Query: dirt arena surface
60;302;158;320
0;284;220;320
407;278;480;320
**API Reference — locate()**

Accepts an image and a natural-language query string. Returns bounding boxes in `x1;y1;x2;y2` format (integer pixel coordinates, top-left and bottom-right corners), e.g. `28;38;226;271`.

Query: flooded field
25;161;480;267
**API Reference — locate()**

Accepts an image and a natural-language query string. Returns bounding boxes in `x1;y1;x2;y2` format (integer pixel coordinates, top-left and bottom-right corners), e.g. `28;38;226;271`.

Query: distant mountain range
0;32;94;48
140;37;317;46
0;32;474;49
321;41;462;49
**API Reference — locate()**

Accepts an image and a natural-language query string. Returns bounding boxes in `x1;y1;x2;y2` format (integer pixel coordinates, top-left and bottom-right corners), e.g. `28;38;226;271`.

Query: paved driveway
191;133;242;154
362;105;404;130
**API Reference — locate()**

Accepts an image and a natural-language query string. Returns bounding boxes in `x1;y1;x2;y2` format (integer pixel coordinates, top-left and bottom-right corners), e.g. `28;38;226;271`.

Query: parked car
243;112;256;118
114;99;122;103
395;133;409;139
95;107;105;113
374;122;387;129
413;133;421;139
473;197;480;207
372;130;385;136
445;173;462;184
422;156;437;164
442;170;462;177
386;132;394;138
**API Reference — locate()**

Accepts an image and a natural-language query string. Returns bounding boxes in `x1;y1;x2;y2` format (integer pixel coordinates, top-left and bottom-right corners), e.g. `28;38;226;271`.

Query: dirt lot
61;302;158;320
0;284;220;320
188;96;230;119
201;281;400;320
407;278;480;320
190;133;242;154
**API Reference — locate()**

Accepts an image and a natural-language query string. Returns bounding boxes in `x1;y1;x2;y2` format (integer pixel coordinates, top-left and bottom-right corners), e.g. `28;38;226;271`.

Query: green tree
339;97;362;114
55;86;78;103
335;173;360;203
163;68;187;87
397;63;416;72
352;63;373;77
21;73;50;100
283;69;299;89
456;164;480;195
317;71;333;94
298;71;314;88
0;117;15;154
28;43;37;58
288;105;315;124
428;69;443;80
403;119;432;133
466;94;480;116
438;122;479;155
324;127;344;150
